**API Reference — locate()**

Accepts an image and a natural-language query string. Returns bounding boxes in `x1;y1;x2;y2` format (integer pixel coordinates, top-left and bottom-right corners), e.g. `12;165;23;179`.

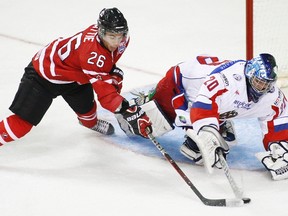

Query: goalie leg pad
140;100;174;137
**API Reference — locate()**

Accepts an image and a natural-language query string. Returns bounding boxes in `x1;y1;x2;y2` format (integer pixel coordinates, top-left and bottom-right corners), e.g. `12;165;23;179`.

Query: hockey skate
180;135;203;165
91;119;115;135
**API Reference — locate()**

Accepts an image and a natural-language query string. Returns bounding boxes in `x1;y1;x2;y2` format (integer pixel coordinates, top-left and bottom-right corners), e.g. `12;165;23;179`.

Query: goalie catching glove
115;99;152;138
256;141;288;181
185;125;229;174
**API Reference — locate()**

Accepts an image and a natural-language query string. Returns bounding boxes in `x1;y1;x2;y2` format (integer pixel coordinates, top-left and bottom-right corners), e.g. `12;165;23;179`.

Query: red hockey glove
117;103;152;138
110;66;124;93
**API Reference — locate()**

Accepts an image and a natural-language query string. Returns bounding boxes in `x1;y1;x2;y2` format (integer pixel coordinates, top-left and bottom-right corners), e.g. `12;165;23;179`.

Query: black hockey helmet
97;8;128;37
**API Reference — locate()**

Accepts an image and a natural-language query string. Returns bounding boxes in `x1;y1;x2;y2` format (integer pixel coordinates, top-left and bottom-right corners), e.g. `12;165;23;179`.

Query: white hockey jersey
176;56;288;149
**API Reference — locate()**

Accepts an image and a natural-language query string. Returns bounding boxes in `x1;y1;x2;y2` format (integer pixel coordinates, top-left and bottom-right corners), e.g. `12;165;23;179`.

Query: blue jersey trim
192;101;212;110
274;123;288;132
209;60;246;75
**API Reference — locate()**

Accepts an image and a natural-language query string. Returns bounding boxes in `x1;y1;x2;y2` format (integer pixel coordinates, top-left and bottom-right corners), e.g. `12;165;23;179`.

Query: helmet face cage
249;75;272;94
245;54;278;98
97;8;129;39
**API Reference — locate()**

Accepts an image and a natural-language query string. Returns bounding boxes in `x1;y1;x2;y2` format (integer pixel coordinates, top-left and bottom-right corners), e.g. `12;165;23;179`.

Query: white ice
0;0;287;215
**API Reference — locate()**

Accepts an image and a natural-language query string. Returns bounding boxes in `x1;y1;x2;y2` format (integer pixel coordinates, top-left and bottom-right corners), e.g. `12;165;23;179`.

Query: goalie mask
97;8;129;38
245;53;278;103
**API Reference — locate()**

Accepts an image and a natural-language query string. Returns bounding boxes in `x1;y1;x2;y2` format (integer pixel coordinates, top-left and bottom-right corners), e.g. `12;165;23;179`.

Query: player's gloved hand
116;99;153;138
256;141;288;181
110;66;124;93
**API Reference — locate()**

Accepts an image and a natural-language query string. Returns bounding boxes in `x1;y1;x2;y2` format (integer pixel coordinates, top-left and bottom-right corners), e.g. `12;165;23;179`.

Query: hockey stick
147;133;245;207
218;151;251;204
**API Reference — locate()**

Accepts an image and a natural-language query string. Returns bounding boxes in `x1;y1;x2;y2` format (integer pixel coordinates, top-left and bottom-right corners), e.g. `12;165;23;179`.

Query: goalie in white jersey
123;53;288;181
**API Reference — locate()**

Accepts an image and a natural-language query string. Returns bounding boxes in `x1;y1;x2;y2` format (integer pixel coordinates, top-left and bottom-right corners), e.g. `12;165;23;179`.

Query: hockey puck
242;198;251;204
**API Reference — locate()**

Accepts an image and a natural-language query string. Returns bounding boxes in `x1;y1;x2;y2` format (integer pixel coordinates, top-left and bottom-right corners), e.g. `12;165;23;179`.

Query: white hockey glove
186;126;229;174
256;141;288;181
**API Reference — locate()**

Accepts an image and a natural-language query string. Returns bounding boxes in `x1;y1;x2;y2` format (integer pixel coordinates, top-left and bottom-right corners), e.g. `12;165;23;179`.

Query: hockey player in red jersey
0;7;152;146
128;54;288;180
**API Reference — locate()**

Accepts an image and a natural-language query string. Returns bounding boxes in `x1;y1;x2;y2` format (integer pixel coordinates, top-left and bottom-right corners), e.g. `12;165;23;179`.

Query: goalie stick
218;151;251;203
147;133;248;207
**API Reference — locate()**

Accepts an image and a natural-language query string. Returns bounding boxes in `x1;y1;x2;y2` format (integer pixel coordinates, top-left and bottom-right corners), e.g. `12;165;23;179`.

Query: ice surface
0;0;287;215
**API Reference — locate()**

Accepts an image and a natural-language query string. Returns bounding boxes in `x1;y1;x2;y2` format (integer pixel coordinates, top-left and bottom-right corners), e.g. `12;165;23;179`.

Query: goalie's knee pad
180;136;203;165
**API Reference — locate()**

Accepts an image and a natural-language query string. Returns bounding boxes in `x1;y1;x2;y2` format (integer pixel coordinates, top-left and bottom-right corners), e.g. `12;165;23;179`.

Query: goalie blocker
116;100;174;138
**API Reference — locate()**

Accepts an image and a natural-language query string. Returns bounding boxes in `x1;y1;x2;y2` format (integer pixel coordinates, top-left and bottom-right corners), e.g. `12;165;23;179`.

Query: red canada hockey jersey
32;24;129;112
